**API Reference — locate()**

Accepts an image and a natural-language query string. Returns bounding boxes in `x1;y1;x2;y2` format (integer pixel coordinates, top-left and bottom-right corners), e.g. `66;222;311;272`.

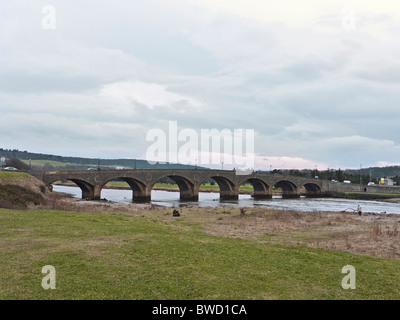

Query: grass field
0;172;34;179
1;208;399;299
345;192;400;196
21;160;82;167
20;159;115;169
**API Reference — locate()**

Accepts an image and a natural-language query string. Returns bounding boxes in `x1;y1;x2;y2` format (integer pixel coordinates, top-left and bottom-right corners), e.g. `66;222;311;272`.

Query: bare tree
5;158;30;171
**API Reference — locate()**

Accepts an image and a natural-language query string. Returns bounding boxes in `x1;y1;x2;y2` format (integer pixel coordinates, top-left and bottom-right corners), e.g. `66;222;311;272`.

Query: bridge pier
93;185;102;200
282;190;300;199
75;181;99;200
253;190;272;199
180;185;199;202
80;185;102;200
220;190;239;201
82;188;94;200
132;188;152;203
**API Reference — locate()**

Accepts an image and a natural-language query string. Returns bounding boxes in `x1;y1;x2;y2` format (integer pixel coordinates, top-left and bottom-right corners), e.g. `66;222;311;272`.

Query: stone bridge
32;169;330;202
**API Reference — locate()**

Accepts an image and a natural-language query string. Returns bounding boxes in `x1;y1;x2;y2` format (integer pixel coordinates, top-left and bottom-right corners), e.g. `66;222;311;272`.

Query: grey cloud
1;0;400;169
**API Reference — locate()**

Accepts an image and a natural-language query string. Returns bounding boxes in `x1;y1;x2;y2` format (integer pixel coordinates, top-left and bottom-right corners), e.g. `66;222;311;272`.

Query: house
379;178;394;186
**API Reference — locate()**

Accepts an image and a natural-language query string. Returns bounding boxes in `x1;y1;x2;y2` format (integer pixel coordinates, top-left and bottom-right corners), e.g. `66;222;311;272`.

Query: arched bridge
32;169;329;202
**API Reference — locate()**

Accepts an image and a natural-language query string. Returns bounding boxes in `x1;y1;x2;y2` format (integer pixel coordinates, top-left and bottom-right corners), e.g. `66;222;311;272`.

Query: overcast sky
1;0;400;170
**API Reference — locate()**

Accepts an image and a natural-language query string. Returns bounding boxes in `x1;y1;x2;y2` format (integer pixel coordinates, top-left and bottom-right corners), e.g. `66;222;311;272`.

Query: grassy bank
0;171;34;179
327;191;400;200
1;208;399;299
0;172;48;209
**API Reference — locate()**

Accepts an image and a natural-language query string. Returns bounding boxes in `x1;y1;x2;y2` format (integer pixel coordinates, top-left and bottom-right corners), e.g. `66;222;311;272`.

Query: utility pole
360;164;362;190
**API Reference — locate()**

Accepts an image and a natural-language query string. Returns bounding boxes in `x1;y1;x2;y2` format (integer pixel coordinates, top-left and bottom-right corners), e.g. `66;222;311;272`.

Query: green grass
345;192;400;196
21;160;114;169
0;172;34;179
105;181;133;186
21;160;81;167
1;208;400;299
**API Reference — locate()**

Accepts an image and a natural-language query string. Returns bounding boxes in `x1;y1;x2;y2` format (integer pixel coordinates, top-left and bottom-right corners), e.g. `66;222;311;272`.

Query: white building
379;178;394;186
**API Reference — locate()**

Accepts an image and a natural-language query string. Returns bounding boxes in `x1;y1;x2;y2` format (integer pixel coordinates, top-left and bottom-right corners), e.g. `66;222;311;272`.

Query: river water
52;185;400;214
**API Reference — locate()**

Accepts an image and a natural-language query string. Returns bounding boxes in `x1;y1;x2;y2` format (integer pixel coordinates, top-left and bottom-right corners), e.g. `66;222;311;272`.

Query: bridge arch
238;178;271;199
103;177;149;202
200;176;237;200
47;178;97;200
273;179;299;198
70;179;98;199
150;175;197;201
303;182;322;198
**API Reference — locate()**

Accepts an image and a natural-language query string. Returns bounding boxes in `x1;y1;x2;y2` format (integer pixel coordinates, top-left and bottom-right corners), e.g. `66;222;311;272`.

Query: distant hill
0;148;203;171
346;166;400;179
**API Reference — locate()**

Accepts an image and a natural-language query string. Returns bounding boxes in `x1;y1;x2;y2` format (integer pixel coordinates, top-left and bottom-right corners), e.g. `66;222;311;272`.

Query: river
52;185;400;214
